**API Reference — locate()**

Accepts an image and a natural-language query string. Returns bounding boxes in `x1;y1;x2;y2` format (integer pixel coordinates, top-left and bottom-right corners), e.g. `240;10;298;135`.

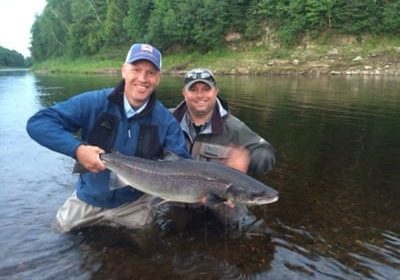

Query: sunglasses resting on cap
184;68;216;89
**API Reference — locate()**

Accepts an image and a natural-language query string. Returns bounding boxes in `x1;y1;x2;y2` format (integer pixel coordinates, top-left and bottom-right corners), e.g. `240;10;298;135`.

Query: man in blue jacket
26;43;190;233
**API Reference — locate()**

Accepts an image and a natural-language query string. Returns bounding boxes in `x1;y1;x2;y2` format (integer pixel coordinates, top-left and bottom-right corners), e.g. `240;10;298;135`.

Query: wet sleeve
248;139;276;176
26;94;90;158
233;117;276;176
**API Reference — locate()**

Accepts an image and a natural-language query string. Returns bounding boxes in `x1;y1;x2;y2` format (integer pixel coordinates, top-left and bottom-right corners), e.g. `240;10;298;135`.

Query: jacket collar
108;79;157;119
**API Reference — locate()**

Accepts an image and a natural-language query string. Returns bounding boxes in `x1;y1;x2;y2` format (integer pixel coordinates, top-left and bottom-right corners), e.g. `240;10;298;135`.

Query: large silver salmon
99;152;279;206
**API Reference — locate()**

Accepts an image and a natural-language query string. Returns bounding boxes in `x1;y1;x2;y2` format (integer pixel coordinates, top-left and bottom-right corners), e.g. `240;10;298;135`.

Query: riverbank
33;35;400;76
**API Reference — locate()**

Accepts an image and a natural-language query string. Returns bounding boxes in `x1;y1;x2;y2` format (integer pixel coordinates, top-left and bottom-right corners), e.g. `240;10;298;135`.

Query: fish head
225;183;279;206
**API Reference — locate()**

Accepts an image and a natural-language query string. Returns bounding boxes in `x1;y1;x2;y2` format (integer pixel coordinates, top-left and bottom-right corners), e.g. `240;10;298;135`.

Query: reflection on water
1;71;399;279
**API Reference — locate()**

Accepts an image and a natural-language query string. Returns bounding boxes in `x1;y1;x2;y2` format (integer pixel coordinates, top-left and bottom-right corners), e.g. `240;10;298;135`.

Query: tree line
0;47;28;67
31;0;400;62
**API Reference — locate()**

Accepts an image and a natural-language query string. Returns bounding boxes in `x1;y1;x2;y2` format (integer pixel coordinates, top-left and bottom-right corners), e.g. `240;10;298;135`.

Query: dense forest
31;0;400;62
0;47;28;68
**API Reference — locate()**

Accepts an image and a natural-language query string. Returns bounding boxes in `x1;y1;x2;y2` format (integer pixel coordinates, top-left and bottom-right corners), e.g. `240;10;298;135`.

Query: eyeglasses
184;69;216;85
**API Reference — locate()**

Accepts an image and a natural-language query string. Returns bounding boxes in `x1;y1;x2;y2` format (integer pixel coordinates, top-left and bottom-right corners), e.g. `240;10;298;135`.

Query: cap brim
184;79;215;89
127;55;160;70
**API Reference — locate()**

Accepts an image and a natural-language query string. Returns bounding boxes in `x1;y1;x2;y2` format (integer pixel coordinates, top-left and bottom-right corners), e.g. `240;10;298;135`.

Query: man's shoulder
224;113;245;127
79;87;114;98
223;113;262;136
73;88;114;106
152;100;176;118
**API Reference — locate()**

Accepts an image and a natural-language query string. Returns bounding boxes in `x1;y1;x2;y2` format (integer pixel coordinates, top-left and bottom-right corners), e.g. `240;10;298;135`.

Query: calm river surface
1;70;399;280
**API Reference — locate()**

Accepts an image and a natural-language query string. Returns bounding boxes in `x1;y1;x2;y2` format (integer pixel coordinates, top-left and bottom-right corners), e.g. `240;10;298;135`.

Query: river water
1;70;399;279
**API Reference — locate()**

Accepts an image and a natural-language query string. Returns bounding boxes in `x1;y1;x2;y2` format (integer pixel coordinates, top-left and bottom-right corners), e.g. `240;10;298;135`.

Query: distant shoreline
31;36;400;77
32;62;400;77
0;68;29;72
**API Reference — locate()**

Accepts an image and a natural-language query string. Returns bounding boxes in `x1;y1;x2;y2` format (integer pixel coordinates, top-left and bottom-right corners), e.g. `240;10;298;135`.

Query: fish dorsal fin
160;149;184;162
225;183;233;192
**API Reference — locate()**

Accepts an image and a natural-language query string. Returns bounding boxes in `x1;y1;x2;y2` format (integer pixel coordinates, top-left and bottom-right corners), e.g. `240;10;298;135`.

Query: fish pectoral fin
203;184;236;208
203;194;226;207
108;172;130;190
72;162;88;174
223;199;236;208
148;196;169;207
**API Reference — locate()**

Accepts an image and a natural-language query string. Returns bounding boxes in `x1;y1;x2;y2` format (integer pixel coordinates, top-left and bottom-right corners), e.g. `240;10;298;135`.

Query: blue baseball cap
125;43;162;70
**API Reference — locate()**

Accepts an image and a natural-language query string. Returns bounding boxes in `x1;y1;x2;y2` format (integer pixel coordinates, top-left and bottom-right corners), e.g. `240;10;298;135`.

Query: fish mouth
246;196;279;205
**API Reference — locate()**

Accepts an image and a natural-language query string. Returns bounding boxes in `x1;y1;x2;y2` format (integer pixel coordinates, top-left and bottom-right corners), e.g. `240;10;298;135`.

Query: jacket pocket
87;112;119;152
135;124;162;159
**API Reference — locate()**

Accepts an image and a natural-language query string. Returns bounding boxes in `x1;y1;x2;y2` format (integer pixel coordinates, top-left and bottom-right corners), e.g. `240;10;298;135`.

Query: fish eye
249;191;258;198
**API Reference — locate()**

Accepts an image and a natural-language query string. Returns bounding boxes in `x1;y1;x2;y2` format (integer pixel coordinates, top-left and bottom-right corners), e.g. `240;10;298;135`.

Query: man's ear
155;73;161;86
121;63;127;79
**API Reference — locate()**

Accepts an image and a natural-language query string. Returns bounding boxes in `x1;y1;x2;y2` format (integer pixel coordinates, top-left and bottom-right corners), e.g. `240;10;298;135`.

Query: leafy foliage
30;0;400;62
0;47;26;67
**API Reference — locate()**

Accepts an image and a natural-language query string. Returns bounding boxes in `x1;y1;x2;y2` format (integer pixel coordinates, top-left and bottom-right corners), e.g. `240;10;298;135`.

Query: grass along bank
32;35;400;76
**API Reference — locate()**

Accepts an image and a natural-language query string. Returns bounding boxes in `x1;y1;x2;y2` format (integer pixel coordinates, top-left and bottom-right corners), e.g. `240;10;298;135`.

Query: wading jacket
172;97;276;177
27;80;190;208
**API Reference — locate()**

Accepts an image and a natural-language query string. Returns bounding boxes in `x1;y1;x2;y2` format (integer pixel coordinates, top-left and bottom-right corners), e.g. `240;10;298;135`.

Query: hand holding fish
223;146;250;173
76;145;106;173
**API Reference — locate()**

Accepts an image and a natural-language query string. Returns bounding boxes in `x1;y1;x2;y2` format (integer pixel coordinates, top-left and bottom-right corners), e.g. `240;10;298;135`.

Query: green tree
305;0;335;32
146;0;181;49
124;0;154;42
68;0;107;56
276;0;307;45
176;0;228;51
331;0;381;35
224;0;255;32
382;1;400;34
30;0;72;61
104;0;128;47
0;46;26;67
30;14;53;61
255;0;306;45
192;0;228;50
29;0;400;62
